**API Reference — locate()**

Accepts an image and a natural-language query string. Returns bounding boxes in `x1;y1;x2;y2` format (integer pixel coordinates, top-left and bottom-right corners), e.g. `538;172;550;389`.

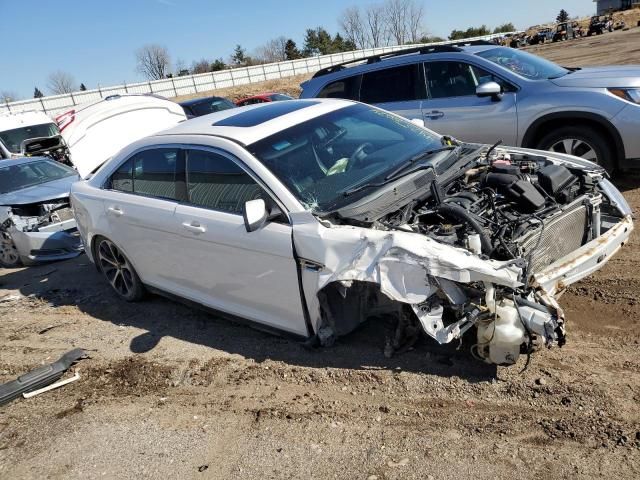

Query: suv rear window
360;64;423;104
317;76;361;100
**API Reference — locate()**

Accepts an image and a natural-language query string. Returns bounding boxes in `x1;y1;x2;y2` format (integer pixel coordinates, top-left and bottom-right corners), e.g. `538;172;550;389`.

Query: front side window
248;103;442;212
475;47;568;80
360;64;423;104
186;149;263;214
0;160;76;194
425;61;507;99
0;123;60;154
109;148;183;201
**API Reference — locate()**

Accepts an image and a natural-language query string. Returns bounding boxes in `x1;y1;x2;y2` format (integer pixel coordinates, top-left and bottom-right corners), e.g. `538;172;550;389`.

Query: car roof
0;111;54;132
179;96;229;107
156;98;354;145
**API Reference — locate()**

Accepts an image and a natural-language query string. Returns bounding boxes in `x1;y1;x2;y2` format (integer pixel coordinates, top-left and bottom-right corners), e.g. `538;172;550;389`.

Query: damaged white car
70;100;633;365
1;157;82;267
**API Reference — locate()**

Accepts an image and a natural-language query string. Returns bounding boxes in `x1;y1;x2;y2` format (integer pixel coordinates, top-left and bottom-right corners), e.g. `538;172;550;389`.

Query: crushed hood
0;175;78;206
550;66;640;88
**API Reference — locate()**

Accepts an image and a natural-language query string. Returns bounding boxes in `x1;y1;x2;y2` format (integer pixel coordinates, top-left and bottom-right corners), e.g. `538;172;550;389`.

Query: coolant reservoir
477;299;526;365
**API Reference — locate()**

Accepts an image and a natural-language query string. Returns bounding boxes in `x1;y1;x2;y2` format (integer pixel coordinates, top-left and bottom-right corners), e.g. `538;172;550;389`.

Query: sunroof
212;100;319;127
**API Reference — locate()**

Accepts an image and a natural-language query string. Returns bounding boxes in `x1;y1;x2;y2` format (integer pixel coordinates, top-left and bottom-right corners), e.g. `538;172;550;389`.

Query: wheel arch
521;112;625;163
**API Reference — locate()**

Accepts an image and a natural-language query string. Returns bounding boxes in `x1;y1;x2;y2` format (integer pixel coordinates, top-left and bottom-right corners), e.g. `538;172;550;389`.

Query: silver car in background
300;42;640;174
0;157;82;267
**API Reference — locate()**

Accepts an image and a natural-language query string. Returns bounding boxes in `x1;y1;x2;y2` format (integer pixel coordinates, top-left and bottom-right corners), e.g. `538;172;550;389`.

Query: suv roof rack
312;44;463;78
311;39;498;78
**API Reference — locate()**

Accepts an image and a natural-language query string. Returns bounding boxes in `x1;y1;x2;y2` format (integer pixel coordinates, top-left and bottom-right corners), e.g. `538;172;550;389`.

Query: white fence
1;33;512;117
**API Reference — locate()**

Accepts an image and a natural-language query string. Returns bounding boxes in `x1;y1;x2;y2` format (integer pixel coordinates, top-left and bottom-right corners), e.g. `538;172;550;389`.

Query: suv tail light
55;109;75;132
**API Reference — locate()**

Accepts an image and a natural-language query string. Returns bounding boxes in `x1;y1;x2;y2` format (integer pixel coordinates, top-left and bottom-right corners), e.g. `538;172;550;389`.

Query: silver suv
300;42;640;173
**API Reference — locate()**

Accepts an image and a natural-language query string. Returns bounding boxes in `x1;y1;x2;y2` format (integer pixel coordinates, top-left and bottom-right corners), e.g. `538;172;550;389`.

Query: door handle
425;110;444;119
182;221;206;234
107;206;124;217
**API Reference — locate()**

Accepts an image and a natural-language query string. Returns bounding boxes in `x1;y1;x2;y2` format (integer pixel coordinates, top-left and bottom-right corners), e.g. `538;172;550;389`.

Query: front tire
536;126;615;174
95;237;144;301
0;231;22;268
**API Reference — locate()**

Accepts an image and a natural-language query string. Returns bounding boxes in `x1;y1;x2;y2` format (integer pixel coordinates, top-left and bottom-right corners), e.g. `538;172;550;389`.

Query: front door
421;61;518;145
173;148;307;336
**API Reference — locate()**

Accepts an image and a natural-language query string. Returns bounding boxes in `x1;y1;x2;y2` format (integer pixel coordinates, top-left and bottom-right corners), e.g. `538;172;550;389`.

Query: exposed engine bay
2;200;75;234
21;135;72;165
311;147;631;366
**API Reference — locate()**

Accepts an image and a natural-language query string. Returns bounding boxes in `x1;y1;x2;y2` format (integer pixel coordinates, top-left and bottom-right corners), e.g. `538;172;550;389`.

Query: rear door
102;147;185;289
173;147;307;336
359;63;426;120
421;61;518;145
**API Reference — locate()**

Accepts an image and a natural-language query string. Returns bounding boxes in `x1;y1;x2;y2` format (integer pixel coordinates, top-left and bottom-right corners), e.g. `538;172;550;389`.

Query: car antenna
485;139;503;159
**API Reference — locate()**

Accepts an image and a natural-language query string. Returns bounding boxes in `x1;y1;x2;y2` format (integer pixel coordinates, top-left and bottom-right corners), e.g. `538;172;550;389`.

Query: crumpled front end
0;199;83;264
291;151;633;366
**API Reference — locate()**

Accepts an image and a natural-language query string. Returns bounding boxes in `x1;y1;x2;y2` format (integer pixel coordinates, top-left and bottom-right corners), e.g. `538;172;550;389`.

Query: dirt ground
2;28;640;480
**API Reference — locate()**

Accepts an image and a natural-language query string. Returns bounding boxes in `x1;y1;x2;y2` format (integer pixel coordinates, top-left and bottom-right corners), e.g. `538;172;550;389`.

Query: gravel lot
1;28;640;480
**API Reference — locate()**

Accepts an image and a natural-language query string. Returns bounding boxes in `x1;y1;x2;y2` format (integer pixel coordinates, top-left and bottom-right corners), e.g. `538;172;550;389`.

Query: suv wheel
536;126;615;174
95;237;144;301
0;231;21;268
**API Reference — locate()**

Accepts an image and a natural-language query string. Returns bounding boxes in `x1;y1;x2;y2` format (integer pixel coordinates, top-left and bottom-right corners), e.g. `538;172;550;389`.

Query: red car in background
235;92;293;106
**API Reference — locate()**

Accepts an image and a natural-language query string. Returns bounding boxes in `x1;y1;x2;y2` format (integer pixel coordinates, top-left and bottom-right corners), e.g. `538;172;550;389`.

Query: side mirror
476;81;503;101
410;118;425;128
243;199;268;232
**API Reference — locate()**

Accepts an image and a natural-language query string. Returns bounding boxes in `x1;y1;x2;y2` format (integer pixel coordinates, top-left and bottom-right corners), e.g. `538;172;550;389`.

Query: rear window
317;76;361;100
360;64;423;104
191;98;235;116
0;123;60;154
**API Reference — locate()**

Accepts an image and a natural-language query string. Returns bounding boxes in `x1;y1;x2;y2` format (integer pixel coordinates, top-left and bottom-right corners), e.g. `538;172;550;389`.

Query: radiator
518;201;588;272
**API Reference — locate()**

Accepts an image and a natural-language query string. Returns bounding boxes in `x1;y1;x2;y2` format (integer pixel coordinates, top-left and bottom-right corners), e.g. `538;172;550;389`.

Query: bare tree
385;0;409;45
47;71;77;95
365;3;387;47
191;59;212;74
254;36;288;63
407;1;425;43
1;90;19;102
340;6;367;49
135;44;171;80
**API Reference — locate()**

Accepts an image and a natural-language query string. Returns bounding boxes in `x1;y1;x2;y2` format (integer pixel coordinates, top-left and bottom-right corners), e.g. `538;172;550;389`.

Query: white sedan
70;99;633;365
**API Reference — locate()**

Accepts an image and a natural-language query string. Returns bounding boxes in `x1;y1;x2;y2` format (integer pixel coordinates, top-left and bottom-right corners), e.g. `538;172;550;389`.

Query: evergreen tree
79;83;87;91
557;9;569;23
211;58;227;71
284;39;301;60
33;87;44;98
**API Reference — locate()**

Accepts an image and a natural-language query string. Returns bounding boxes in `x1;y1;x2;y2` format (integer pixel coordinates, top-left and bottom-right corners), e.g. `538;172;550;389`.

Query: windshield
0;160;77;194
0;123;60;154
248;104;442;211
192;98;235;116
269;94;293;101
476;47;568;80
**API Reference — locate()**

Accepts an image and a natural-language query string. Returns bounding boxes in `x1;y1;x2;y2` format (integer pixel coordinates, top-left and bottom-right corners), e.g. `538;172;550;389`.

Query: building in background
594;0;636;15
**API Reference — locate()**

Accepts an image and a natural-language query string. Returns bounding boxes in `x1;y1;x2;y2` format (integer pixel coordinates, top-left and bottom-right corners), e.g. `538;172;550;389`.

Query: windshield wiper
341;146;457;198
384;146;457;181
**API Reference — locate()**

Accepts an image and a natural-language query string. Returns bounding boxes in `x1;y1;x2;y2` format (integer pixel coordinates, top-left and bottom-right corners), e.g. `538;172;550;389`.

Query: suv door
421;61;518;145
103;147;185;289
173;147;307;336
359;63;425;120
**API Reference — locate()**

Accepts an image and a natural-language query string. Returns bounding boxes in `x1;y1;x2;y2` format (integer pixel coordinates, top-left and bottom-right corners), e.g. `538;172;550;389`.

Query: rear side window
360;64;423;104
109;148;184;201
317;76;360;100
186;149;263;214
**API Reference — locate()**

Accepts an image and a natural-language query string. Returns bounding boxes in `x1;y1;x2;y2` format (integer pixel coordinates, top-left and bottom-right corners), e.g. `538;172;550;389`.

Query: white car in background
70;100;632;366
57;94;187;177
0;111;69;162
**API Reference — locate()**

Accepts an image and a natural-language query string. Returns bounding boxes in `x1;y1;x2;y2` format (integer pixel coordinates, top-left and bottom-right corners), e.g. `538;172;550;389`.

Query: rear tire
0;231;22;268
536;125;615;174
95;237;144;301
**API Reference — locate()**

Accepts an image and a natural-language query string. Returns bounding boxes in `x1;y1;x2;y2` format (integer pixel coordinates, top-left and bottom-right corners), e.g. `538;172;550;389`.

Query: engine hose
437;203;493;255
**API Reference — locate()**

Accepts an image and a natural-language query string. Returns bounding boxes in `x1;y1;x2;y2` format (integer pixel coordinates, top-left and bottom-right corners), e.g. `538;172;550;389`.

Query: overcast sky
1;0;596;99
